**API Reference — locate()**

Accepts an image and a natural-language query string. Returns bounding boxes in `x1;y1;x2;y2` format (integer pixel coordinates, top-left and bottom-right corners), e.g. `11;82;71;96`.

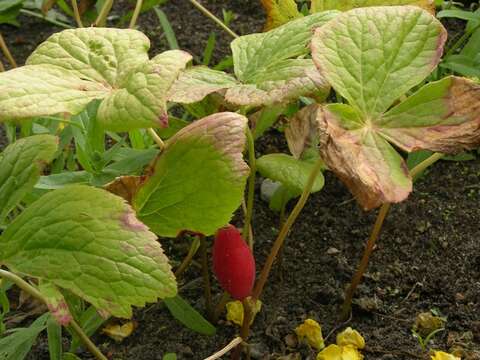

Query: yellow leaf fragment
415;312;445;336
261;0;303;30
336;327;365;349
226;298;262;326
295;318;325;350
317;344;363;360
431;351;461;360
102;321;135;342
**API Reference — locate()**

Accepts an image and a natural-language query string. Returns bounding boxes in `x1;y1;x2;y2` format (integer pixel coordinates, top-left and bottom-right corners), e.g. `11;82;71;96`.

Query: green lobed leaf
257;154;325;196
133;112;249;237
0;28;192;131
0;135;58;222
311;6;446;117
0;185;177;318
169;13;336;107
378;76;480;153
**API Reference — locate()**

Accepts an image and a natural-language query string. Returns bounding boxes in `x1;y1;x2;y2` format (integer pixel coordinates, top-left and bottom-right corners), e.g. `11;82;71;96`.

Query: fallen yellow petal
101;321;135;342
225;298;262;327
317;344;363;360
295;318;325;350
430;351;461;360
336;327;365;349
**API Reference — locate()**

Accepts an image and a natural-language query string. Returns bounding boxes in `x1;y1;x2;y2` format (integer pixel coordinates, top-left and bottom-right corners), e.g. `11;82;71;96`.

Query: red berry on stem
212;224;256;300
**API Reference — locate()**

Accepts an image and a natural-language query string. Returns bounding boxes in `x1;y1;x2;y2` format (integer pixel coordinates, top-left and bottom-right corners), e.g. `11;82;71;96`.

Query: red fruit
212;225;256;300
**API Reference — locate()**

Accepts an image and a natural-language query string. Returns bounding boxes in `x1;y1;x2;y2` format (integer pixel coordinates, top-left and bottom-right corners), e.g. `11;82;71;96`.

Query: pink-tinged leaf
317;104;412;210
38;282;72;326
378;76;480;153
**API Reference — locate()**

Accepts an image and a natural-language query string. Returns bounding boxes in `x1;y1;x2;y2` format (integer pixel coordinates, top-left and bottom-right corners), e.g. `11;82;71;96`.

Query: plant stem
187;0;239;39
174;236;201;278
19;9;74;29
0;60;5;72
94;0;113;27
199;235;213;318
340;202;391;320
243;128;256;249
71;0;83;27
0;33;17;68
212;291;230;323
340;152;445;320
251;158;323;301
0;269;107;360
204;337;243;360
129;0;143;29
147;128;165;151
445;23;480;58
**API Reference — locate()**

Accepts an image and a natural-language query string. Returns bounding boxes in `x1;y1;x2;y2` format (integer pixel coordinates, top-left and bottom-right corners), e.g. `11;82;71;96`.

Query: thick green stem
147;128;165;151
243;128;256;248
187;0;239;39
71;0;83;27
94;0;113;27
129;0;143;29
340;152;444;320
200;235;213;318
0;33;17;68
0;269;107;360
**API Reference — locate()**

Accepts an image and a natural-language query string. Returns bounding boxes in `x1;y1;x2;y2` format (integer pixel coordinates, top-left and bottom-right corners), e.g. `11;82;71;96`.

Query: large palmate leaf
168;12;337;107
133;112;249;237
311;0;435;13
0;28;191;131
0;135;58;223
310;7;480;210
0;185;176;318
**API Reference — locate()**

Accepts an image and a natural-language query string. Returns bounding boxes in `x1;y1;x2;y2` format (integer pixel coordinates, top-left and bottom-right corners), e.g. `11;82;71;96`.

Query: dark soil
1;1;479;359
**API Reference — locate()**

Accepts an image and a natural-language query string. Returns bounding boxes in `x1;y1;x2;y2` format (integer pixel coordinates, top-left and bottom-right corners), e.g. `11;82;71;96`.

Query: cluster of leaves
0;0;479;358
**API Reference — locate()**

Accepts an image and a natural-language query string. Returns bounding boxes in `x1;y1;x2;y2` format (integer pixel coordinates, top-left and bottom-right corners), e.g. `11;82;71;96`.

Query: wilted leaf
430;351;461;360
225;298;262;326
311;0;435;13
307;7;480;210
104;176;144;204
285;104;320;159
0;28;191;131
336;328;365;350
0;135;58;222
316;344;363;360
102;321;135;342
133;112;249;237
295;319;325;350
415;312;445;336
0;185;176;318
261;0;302;30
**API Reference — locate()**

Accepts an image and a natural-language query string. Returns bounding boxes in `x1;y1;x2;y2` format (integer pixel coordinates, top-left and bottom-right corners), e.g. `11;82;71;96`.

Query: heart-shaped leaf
0;185;176;318
310;7;480;209
0;135;58;223
133;112;249;237
0;28;191;131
